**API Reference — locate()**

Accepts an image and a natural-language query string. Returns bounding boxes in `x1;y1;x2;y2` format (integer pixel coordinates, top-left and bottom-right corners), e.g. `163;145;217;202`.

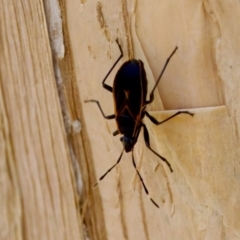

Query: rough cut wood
1;0;240;240
66;0;240;239
0;0;83;240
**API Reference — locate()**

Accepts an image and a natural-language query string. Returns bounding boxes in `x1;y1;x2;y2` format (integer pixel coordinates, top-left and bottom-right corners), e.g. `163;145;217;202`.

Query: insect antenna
93;148;124;187
131;151;160;208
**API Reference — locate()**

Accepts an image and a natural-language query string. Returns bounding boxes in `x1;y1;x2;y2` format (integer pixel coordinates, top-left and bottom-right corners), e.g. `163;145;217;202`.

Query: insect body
85;40;193;207
114;59;148;153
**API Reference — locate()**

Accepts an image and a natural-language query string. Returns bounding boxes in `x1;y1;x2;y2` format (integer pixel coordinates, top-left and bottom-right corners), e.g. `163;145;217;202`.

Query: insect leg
145;111;194;125
84;100;115;119
112;130;119;136
131;151;159;208
142;123;173;172
102;39;123;92
146;46;178;104
93;148;124;187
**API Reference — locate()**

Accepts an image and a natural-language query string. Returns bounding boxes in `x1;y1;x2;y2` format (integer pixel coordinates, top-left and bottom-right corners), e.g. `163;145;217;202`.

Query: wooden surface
70;0;240;239
1;0;240;240
0;0;83;239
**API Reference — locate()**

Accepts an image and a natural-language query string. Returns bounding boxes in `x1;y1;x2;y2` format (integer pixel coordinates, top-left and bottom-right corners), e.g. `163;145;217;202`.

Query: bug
85;40;194;207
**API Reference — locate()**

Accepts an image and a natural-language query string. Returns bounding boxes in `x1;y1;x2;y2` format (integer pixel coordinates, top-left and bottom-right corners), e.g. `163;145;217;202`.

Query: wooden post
0;0;83;239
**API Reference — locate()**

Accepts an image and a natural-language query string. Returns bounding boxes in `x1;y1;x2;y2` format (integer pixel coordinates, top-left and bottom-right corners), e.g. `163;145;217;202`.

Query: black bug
85;40;194;208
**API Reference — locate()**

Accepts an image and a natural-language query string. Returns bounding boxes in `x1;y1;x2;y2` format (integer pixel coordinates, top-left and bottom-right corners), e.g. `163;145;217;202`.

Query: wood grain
1;0;240;239
66;0;240;239
0;0;83;239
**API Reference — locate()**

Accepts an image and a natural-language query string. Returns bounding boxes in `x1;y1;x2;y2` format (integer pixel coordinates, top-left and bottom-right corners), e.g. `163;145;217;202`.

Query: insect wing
113;60;147;136
113;60;147;116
